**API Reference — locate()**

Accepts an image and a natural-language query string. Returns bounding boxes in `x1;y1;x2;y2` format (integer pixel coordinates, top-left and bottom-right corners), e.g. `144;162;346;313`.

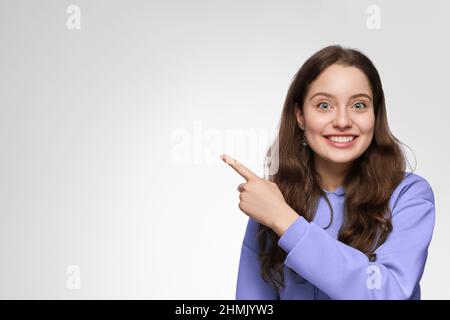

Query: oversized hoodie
235;172;435;300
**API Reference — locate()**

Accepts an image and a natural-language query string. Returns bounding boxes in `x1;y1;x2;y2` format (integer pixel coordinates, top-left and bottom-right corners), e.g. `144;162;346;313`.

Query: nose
332;107;353;129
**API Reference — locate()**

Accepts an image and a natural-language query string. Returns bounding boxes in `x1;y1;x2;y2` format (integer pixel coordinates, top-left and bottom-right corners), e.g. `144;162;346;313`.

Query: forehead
307;64;372;99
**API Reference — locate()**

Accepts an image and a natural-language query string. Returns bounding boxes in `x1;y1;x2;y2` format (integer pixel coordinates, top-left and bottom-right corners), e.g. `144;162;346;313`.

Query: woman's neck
314;156;352;192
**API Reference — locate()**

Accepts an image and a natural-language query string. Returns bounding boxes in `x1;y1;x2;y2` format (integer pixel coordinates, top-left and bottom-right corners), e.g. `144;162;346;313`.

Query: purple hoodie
235;172;435;300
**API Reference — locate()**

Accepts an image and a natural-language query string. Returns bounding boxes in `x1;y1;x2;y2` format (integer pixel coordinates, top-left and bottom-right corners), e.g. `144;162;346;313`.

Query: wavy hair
258;45;415;292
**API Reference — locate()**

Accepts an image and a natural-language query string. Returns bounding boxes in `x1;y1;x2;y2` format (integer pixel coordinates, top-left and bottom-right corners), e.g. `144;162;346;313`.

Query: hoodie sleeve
276;175;436;300
236;218;279;300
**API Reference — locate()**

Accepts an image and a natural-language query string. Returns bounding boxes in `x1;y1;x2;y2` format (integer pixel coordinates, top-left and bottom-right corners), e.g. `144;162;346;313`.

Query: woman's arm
276;176;435;300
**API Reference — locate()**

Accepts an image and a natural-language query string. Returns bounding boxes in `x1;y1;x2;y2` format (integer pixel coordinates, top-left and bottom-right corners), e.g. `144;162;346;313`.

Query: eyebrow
309;92;373;102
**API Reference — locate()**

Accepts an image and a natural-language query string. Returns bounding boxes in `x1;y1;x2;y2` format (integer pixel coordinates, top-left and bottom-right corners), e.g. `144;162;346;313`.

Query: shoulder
241;217;260;253
242;217;273;254
389;172;435;214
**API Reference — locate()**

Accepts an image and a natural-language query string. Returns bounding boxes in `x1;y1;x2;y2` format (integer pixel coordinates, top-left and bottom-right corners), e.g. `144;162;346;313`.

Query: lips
325;135;357;142
323;135;359;147
323;135;359;138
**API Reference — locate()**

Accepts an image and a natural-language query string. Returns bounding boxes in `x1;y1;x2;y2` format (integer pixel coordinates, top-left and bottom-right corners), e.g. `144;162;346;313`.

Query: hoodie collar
322;185;345;196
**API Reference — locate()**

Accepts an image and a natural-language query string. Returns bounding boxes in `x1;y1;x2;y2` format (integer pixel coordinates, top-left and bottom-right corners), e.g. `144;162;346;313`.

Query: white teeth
327;136;355;143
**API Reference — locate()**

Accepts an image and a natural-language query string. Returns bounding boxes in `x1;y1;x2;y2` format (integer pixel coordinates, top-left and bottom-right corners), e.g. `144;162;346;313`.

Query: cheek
361;113;375;131
361;124;375;140
357;125;375;149
305;117;329;134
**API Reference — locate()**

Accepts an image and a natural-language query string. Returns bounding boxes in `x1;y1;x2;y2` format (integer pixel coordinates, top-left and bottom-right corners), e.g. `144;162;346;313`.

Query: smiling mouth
323;135;358;143
322;135;359;147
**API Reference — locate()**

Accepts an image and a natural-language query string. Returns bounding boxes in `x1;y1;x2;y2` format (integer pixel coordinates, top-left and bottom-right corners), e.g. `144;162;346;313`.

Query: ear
294;102;305;129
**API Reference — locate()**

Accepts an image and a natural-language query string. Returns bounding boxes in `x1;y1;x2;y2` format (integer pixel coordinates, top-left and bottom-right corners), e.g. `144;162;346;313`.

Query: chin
327;157;357;165
319;151;361;165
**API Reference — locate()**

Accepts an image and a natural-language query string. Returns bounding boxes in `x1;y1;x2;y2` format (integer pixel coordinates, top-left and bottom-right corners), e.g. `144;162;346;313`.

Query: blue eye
317;102;330;110
353;102;366;109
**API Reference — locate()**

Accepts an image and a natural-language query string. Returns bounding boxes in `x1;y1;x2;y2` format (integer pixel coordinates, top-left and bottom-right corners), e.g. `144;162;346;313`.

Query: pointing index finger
220;154;260;181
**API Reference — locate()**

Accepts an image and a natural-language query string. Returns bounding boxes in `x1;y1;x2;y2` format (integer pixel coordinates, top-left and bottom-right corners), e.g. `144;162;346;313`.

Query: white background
0;0;449;299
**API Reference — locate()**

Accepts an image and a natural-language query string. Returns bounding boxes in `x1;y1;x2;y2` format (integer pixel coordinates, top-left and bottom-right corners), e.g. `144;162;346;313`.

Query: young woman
221;45;435;300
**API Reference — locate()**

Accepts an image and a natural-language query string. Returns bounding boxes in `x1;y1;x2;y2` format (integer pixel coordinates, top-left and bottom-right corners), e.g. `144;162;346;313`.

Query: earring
299;124;307;147
301;131;308;147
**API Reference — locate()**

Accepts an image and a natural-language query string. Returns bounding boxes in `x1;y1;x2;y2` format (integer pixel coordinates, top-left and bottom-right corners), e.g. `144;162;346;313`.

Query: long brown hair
259;45;415;292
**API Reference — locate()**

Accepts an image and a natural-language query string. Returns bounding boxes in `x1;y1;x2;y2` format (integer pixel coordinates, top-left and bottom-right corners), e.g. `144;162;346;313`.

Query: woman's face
295;63;375;166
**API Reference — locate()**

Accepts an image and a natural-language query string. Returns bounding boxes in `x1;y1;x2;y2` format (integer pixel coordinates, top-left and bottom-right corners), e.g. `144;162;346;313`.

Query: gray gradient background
0;0;449;299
